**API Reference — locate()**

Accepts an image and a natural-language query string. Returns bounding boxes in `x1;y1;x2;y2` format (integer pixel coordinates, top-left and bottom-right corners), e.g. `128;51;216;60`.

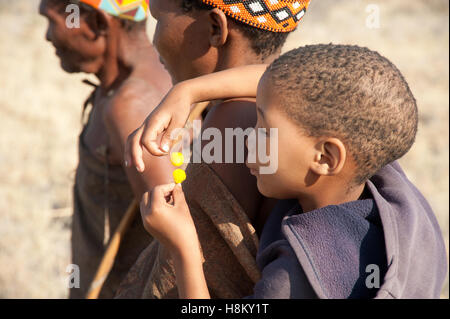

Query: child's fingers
141;114;171;156
124;128;137;168
125;126;146;172
150;183;177;208
172;184;187;208
160;115;187;154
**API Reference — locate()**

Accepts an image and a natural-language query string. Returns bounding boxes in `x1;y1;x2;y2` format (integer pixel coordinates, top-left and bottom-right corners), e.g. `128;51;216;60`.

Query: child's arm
124;64;268;172
140;183;210;299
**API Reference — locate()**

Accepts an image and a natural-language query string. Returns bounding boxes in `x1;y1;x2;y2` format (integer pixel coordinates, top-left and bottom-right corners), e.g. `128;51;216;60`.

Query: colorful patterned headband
201;0;310;32
78;0;149;21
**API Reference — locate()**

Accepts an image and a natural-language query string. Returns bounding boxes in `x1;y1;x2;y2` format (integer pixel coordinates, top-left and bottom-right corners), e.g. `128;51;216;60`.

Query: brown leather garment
115;161;261;299
70;108;152;299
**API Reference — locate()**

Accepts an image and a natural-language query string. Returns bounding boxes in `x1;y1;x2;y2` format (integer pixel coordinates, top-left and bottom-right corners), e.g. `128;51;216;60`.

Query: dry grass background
0;0;448;298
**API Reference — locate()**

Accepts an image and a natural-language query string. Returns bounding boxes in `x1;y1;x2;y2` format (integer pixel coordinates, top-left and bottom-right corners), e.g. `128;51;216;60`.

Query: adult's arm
105;84;174;199
125;64;268;171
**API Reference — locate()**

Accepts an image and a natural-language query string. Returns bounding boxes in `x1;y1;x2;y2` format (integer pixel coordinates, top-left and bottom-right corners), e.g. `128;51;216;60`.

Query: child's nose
246;128;257;158
245;129;253;149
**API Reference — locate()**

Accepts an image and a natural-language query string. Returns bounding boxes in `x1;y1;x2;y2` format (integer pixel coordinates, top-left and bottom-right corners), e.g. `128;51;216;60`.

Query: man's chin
60;60;81;74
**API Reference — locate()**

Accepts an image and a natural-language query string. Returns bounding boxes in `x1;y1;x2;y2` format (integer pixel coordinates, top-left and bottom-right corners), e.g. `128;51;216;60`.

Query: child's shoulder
278;197;387;299
276;162;447;299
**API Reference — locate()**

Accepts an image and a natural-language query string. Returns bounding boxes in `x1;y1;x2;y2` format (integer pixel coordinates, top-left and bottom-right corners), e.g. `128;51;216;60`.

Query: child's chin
256;178;292;200
256;178;276;198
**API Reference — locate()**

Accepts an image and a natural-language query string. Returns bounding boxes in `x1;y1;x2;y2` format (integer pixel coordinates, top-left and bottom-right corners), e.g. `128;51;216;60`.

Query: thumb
160;117;187;154
159;128;174;154
172;184;187;208
141;113;171;156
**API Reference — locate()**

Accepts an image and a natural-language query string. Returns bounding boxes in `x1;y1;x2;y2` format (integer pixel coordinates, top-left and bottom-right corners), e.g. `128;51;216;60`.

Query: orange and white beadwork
201;0;310;32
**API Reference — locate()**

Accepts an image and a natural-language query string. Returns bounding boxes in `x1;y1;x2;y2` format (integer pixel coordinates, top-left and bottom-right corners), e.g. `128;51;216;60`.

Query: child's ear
207;8;229;47
311;138;347;176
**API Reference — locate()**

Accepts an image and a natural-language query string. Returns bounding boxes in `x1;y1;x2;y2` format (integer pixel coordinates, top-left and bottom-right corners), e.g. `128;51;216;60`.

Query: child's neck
297;183;366;213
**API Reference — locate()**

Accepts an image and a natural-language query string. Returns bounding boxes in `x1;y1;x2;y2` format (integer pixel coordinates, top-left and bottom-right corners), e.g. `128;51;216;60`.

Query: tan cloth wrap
116;161;261;298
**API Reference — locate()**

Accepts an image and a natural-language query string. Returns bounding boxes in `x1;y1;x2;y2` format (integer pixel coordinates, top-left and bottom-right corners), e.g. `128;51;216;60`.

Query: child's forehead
256;78;285;115
258;72;284;99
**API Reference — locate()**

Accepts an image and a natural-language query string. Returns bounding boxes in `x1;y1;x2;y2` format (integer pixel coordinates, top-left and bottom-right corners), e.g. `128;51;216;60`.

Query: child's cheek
255;171;289;199
255;173;271;197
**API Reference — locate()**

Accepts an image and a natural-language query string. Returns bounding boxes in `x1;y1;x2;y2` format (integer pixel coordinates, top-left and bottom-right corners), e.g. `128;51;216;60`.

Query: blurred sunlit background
0;0;448;298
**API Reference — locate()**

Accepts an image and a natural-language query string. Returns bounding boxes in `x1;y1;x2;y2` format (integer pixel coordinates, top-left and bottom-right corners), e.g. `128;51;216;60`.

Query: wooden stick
86;199;139;299
85;101;211;299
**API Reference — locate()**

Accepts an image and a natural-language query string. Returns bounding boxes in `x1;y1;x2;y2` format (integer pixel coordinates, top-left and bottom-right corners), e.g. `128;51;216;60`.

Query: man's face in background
39;0;106;74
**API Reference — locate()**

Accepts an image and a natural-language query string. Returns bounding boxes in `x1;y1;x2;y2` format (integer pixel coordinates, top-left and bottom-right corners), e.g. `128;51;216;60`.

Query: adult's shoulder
202;98;257;131
105;78;170;132
199;98;262;222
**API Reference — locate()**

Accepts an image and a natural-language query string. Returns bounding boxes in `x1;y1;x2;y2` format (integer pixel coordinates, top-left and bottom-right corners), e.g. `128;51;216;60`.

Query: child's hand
140;183;200;256
124;64;266;172
125;83;192;172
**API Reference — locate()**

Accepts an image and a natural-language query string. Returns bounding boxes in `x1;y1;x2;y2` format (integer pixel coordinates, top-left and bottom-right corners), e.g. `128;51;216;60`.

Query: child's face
246;75;320;200
39;0;105;74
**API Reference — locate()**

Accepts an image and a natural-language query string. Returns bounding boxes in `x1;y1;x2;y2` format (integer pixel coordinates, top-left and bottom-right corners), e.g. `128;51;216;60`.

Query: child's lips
246;161;259;176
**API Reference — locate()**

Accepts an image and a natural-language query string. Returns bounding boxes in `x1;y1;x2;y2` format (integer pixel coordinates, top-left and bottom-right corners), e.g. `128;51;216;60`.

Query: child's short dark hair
267;44;418;185
180;0;289;58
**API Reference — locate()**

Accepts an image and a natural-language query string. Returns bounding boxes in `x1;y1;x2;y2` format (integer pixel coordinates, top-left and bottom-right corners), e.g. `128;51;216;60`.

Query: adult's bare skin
200;99;275;229
39;0;172;298
40;0;172;199
116;0;301;298
142;0;282;232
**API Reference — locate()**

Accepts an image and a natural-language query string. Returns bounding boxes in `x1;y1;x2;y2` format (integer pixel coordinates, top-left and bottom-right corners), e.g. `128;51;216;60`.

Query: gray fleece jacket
247;162;447;299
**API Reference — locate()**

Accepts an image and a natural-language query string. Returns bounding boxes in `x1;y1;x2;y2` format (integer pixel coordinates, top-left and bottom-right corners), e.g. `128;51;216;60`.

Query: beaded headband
78;0;149;21
201;0;310;32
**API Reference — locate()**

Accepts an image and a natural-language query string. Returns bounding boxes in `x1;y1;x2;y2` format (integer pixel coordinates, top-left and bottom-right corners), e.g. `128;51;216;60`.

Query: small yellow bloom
170;152;184;167
173;169;186;184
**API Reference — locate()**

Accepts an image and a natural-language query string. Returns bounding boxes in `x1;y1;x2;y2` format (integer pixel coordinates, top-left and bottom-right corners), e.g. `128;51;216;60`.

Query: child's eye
255;118;269;137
